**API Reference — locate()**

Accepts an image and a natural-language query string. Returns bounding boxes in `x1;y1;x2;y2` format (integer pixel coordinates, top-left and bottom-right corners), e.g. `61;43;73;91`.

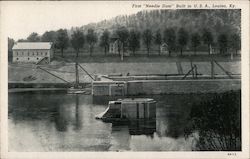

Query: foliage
86;29;98;56
191;33;201;55
202;29;214;54
229;33;241;55
78;9;240;43
99;30;110;55
55;29;69;57
27;32;40;42
71;29;85;57
154;30;162;55
177;28;189;55
128;29;140;55
17;39;28;42
188;90;241;151
116;27;129;54
41;31;57;42
163;28;176;56
14;9;241;57
218;33;228;54
142;29;153;56
8;38;15;53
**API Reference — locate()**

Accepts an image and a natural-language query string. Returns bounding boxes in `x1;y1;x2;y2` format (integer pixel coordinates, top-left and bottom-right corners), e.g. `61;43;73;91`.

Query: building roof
12;42;53;50
161;43;168;47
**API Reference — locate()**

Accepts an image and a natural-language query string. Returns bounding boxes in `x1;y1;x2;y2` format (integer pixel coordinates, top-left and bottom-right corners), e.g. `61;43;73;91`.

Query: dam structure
92;61;241;96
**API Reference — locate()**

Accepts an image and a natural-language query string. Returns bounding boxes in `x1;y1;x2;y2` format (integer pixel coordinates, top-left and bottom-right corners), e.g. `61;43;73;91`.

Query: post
120;104;123;118
209;44;212;55
194;65;198;79
121;43;124;61
75;61;79;88
211;60;214;79
190;60;194;78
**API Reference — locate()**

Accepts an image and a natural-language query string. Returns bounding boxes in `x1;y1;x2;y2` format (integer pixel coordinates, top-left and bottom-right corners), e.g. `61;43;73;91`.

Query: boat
95;98;156;122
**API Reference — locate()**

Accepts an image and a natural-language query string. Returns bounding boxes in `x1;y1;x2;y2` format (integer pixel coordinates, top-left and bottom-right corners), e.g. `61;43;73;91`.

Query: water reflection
8;92;236;151
156;95;195;138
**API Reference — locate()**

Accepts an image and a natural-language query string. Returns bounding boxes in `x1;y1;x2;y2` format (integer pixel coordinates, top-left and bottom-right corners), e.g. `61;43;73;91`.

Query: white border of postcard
0;1;249;159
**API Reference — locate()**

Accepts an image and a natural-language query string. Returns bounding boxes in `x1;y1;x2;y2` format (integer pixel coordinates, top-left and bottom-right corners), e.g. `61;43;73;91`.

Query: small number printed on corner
227;152;237;156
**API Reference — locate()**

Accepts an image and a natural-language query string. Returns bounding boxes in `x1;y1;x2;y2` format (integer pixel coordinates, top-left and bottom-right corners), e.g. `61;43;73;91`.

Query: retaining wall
127;79;241;95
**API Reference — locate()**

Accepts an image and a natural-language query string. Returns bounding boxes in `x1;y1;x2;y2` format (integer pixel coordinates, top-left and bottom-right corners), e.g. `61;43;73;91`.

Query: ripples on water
8;92;240;151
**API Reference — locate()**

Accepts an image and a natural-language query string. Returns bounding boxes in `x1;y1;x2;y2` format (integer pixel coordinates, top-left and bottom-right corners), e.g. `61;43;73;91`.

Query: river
8;92;240;151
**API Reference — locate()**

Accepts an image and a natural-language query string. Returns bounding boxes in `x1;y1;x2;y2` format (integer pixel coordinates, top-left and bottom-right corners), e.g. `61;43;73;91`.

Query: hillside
70;9;240;38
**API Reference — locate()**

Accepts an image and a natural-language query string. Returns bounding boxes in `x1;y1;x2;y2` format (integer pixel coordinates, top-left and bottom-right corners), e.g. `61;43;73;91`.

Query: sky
1;1;142;41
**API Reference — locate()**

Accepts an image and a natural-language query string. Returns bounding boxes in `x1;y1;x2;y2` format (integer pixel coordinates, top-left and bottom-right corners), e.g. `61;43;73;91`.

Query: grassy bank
53;52;241;63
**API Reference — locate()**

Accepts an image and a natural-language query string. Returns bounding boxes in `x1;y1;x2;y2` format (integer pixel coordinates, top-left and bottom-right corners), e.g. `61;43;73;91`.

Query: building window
16;52;18;56
37;52;38;56
41;52;43;56
28;52;29;56
45;52;47;56
22;52;24;55
32;52;34;56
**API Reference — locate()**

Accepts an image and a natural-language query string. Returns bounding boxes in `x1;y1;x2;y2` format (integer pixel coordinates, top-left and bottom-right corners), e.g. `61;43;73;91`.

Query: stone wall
127;79;241;95
92;79;241;96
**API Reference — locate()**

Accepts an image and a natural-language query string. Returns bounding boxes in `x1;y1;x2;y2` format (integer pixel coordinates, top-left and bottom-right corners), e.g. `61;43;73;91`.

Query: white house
109;34;120;54
160;43;169;54
12;42;54;64
109;40;119;54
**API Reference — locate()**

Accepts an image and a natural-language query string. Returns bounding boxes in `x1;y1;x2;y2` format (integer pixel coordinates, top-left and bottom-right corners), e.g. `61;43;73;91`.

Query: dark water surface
8;92;227;151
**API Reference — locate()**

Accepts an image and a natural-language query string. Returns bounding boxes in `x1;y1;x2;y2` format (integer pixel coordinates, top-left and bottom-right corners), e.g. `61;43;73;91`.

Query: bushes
187;90;241;150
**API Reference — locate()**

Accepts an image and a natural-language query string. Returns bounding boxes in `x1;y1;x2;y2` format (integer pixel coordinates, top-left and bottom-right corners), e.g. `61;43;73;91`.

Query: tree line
12;26;240;58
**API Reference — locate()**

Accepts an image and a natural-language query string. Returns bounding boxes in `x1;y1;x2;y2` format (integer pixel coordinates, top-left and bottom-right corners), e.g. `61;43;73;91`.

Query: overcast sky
1;1;142;41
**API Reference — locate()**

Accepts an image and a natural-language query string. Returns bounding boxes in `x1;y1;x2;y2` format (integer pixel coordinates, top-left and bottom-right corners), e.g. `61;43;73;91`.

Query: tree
41;31;57;42
86;29;98;56
191;32;201;55
218;33;228;54
142;29;153;56
116;27;129;55
202;29;214;55
55;29;69;58
100;30;110;55
8;38;15;53
71;29;85;58
8;38;15;62
229;33;240;55
128;30;140;56
154;30;162;55
163;28;176;56
177;28;189;56
27;32;40;42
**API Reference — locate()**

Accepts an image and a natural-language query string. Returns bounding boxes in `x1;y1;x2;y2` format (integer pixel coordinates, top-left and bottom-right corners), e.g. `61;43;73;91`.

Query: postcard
0;1;249;159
